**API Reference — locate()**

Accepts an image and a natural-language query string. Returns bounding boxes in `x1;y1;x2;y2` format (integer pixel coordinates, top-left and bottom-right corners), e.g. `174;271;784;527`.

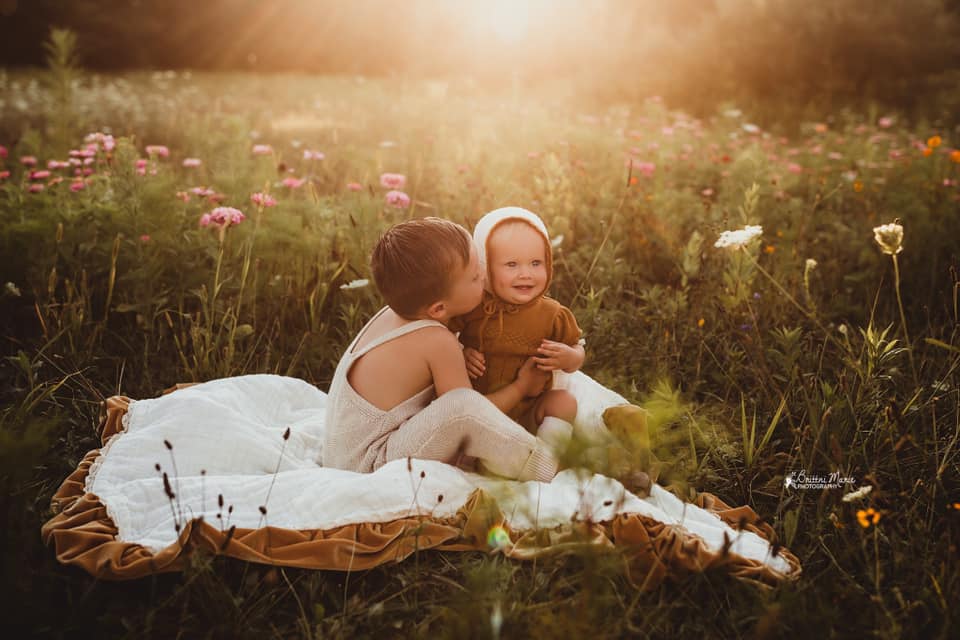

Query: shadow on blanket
41;382;801;591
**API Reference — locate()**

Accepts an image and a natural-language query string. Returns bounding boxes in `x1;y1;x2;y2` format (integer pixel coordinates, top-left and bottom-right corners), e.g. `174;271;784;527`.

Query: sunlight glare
484;0;533;43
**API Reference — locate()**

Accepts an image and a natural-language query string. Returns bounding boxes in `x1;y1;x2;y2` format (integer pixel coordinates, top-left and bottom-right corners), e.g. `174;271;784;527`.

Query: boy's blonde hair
371;217;472;319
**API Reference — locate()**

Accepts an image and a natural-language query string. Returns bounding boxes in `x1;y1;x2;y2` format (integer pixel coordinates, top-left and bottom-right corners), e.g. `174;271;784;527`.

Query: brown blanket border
41;390;802;589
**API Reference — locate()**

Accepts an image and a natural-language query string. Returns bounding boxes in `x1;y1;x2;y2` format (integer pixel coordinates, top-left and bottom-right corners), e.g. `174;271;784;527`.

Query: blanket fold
41;373;801;589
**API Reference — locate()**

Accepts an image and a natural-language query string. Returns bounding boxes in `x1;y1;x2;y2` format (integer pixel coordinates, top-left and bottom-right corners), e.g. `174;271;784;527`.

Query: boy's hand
516;357;551;397
534;340;584;373
463;347;486;379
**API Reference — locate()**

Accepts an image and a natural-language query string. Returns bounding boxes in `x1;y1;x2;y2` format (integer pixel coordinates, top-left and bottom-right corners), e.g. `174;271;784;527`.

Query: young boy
454;207;585;456
323;217;560;482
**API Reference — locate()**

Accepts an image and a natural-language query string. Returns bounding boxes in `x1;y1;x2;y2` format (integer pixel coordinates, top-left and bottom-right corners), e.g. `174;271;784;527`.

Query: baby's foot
621;470;652;498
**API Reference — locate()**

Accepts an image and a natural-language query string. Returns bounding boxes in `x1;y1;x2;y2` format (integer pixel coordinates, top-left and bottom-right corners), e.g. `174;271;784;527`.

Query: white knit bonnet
472;207;553;295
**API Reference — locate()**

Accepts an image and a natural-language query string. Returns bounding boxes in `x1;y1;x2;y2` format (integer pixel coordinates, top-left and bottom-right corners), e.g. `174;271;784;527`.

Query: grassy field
2;60;959;638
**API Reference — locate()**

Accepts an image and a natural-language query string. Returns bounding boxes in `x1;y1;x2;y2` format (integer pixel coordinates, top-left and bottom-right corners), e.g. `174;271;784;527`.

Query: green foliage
1;71;958;639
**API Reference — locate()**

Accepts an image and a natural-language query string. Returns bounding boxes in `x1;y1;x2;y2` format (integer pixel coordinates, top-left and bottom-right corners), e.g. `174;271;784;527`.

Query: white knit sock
537;417;573;456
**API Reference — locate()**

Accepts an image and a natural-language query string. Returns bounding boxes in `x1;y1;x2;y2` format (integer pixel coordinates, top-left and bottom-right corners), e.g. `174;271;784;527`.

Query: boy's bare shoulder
403;325;461;353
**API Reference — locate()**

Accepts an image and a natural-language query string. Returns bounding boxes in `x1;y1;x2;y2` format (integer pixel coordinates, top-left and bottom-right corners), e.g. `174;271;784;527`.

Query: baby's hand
516;357;551;397
463;347;486;379
534;340;583;372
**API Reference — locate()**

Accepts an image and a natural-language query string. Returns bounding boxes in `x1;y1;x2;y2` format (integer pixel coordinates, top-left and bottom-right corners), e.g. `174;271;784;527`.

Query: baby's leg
383;388;558;482
533;390;577;457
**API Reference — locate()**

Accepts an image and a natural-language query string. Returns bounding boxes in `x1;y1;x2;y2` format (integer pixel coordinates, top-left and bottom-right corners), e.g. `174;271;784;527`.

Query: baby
452;207;584;457
323;216;560;482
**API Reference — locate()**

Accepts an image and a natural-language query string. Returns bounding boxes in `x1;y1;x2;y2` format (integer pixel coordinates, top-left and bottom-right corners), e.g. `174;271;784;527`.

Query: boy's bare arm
424;328;474;396
426;331;546;414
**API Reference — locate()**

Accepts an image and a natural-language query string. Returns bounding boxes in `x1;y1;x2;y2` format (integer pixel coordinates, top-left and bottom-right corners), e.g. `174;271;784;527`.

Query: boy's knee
542;390;577;422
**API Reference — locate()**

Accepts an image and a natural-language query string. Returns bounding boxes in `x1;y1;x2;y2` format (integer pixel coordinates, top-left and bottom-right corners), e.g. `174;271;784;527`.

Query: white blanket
86;372;793;575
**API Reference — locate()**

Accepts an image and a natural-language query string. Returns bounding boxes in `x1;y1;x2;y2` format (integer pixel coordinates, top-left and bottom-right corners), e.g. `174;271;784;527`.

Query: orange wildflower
629;176;638;185
697;318;705;328
853;181;864;192
856;508;881;528
923;147;934;157
950;150;960;163
927;135;942;148
764;245;776;254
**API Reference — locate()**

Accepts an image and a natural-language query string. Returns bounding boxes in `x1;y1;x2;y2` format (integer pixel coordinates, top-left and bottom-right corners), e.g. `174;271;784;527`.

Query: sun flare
483;0;533;43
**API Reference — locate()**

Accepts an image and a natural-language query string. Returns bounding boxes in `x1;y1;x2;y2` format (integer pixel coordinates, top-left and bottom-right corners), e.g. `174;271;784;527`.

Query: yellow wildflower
697;318;705;328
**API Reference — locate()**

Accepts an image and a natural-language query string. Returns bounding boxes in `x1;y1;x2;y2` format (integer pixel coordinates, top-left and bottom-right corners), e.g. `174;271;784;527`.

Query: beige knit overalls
322;307;559;482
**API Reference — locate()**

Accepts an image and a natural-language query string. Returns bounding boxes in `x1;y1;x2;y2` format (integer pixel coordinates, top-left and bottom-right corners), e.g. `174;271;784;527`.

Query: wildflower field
3;45;960;638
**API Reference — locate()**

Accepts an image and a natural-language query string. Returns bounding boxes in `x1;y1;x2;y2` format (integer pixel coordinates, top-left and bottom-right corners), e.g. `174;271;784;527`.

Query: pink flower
190;186;215;197
20;156;37;167
626;159;656;178
28;183;44;193
787;163;803;175
135;159;148;169
0;170;9;181
282;177;305;189
878;116;895;129
83;157;95;166
136;167;146;176
145;145;170;158
84;132;116;152
252;144;273;156
70;181;86;192
207;206;245;226
47;160;69;169
208;193;226;203
303;150;325;161
346;182;363;192
379;172;406;189
199;213;212;227
182;158;202;168
384;190;411;209
0;145;7;159
250;192;277;207
29;170;51;180
139;234;151;243
175;191;191;202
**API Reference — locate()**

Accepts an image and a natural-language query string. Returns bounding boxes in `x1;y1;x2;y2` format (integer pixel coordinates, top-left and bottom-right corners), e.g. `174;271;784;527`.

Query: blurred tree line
1;0;959;123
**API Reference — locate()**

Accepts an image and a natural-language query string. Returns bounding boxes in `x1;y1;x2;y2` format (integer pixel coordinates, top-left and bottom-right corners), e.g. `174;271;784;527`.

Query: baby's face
487;222;548;305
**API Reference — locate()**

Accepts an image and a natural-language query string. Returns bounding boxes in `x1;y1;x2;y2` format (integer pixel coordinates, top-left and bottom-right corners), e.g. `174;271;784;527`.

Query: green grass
1;64;959;638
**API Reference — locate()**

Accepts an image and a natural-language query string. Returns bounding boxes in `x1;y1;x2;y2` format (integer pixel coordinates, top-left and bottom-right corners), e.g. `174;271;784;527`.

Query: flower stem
891;255;919;387
747;252;848;354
